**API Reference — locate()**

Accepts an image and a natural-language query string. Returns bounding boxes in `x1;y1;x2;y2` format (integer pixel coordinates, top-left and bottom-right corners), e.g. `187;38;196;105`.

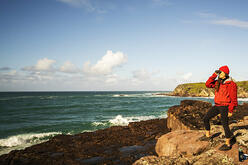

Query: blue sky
0;0;248;91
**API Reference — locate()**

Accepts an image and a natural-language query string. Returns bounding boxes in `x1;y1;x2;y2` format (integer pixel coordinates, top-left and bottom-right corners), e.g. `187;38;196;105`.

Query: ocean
0;91;247;156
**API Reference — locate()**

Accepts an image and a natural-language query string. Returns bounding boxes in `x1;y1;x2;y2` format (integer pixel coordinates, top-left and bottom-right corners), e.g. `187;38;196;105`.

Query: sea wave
112;93;170;98
0;132;61;147
238;98;248;101
108;114;167;126
112;94;130;97
92;122;108;126
91;114;167;127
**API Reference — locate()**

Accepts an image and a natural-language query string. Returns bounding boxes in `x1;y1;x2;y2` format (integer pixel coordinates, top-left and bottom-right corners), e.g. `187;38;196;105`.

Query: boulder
167;100;212;131
167;100;248;131
133;155;189;165
155;130;209;157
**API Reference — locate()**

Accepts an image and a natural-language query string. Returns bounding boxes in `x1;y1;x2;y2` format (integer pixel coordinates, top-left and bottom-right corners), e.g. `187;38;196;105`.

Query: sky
0;0;248;91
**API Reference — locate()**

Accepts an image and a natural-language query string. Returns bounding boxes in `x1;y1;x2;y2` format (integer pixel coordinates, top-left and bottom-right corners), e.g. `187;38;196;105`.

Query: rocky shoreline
1;100;248;165
155;81;248;98
0;118;170;165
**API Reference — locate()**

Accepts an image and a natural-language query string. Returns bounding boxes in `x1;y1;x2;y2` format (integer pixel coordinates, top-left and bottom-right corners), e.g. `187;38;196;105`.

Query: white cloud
35;58;56;71
182;72;193;80
83;50;127;75
0;70;17;77
22;58;56;72
0;67;11;71
60;61;79;73
105;74;118;84
211;18;248;29
132;69;151;81
197;12;248;29
56;0;108;13
57;0;93;9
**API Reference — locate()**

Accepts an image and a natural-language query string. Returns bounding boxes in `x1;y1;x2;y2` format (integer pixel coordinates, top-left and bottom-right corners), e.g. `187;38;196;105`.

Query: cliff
164;81;248;98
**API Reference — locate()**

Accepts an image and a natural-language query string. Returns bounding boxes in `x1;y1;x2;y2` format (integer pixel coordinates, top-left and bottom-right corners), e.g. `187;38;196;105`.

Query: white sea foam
0;132;61;147
92;121;108;126
112;93;155;98
108;114;167;126
113;94;130;97
238;98;248;102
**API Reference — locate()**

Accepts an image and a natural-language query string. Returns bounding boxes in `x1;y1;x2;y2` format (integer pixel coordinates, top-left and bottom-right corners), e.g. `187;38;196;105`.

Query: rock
188;149;235;165
167;100;212;131
133;155;190;165
155;130;209;157
167;100;248;131
0;118;170;165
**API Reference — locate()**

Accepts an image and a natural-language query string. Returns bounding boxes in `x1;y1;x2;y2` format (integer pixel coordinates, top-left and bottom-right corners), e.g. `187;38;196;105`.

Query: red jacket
206;73;238;113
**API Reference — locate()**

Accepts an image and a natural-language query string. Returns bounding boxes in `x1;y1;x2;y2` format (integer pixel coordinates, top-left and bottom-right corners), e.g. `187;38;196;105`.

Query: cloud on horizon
183;72;193;80
22;58;56;72
83;50;127;76
60;61;80;73
0;50;197;91
197;12;248;29
0;67;11;71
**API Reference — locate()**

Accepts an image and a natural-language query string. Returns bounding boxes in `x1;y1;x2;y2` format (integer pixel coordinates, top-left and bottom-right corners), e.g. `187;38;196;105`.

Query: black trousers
203;106;233;138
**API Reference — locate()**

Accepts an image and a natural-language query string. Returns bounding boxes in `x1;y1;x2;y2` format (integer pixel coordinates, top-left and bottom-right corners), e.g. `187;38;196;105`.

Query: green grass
177;81;248;94
237;81;248;91
176;82;209;95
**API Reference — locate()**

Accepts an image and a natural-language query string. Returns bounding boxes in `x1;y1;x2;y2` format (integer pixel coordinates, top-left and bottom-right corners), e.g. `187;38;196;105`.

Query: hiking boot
219;144;232;151
198;135;213;142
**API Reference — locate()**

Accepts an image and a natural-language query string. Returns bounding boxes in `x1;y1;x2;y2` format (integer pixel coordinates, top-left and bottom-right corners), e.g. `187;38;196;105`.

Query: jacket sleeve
228;82;238;113
206;73;217;88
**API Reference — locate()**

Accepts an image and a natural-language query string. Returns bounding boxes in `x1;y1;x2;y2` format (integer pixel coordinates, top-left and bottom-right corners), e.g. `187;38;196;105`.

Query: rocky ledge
134;100;248;165
1;100;248;165
0;119;169;165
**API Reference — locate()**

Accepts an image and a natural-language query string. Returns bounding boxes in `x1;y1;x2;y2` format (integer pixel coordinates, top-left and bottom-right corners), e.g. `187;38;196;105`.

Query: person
199;65;238;151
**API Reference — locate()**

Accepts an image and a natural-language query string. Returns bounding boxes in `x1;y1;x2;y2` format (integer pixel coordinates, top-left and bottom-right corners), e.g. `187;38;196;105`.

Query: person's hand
215;70;221;75
228;112;233;117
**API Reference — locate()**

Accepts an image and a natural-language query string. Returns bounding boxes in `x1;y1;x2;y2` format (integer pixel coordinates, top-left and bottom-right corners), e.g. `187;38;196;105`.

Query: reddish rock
155;130;209;157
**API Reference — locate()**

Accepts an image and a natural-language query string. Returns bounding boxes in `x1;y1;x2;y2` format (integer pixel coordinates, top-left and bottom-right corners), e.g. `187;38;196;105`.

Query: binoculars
215;70;221;74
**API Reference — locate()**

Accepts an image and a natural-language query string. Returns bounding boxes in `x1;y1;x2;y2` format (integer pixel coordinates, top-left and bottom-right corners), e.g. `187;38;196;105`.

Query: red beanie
219;65;230;75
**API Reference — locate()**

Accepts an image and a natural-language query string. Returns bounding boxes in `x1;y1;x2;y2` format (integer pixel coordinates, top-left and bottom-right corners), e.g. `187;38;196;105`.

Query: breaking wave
0;132;61;148
108;114;167;126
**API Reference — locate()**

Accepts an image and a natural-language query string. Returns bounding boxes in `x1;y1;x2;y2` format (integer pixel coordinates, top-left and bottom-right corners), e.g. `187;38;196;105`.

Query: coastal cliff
164;81;248;98
1;100;248;165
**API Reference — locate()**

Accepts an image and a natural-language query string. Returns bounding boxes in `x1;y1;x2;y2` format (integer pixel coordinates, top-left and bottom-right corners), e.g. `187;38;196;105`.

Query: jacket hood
219;65;230;75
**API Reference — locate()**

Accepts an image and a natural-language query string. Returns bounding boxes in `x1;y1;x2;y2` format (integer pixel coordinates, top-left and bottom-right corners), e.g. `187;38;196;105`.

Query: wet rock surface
0;119;169;165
